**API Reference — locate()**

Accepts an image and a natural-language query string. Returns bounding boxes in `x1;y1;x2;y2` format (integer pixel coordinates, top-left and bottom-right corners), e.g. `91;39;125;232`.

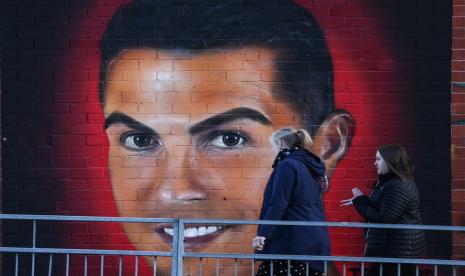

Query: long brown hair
377;144;414;182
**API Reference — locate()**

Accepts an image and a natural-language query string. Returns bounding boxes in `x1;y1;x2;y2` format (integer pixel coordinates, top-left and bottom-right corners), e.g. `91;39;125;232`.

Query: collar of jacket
377;172;396;183
271;147;316;168
272;148;293;168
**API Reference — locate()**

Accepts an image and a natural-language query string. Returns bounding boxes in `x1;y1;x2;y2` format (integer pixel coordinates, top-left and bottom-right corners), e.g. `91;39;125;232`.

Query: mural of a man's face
103;47;352;273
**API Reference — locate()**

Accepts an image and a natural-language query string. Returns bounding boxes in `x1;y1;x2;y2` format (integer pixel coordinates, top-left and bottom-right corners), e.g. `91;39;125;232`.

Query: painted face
374;150;389;175
103;48;302;273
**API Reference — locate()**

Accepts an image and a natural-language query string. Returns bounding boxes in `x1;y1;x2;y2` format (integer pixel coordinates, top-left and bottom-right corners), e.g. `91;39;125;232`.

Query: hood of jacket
274;147;326;177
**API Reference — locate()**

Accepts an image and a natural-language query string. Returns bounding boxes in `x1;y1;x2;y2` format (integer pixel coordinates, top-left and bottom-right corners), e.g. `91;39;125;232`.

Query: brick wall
452;0;465;264
1;0;453;274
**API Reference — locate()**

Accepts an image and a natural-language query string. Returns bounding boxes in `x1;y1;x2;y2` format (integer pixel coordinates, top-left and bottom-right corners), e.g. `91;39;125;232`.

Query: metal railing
0;214;464;275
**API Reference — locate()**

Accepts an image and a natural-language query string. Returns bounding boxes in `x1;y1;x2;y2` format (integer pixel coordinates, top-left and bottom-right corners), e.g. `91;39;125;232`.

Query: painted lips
163;225;224;238
156;224;227;248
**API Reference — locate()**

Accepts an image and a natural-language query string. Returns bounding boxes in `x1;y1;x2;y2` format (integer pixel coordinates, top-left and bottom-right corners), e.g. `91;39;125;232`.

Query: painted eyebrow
188;107;272;135
104;112;156;135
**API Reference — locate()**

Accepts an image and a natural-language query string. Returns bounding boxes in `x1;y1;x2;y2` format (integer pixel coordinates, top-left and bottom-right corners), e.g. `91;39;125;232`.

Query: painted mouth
162;225;224;238
156;224;227;248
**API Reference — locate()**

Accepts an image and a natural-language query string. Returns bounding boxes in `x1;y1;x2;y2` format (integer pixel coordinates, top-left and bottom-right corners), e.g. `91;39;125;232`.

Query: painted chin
155;224;235;250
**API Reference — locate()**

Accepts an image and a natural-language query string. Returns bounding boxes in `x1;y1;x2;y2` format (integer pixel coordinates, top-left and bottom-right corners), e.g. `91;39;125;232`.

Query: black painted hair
100;0;335;134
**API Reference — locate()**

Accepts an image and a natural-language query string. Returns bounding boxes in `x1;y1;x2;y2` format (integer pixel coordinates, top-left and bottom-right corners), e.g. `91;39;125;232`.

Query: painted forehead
101;47;292;124
103;47;279;103
107;47;277;66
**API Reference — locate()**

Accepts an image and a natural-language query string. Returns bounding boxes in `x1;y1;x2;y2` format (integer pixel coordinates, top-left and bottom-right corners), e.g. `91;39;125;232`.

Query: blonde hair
269;127;313;152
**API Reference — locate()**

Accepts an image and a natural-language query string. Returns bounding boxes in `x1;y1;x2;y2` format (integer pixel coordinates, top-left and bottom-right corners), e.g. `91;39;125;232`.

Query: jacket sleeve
352;181;410;223
257;161;296;239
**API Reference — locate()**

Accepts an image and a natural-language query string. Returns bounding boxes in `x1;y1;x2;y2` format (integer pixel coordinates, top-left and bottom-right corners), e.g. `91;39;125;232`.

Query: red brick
455;6;465;16
452;200;465;210
452;95;465;107
447;5;463;268
453;103;465;114
54;114;87;124
86;179;112;190
227;71;260;82
452;60;465;71
452;71;465;82
51;135;86;146
87;114;105;124
451;158;465;170
68;81;98;93
36;146;71;157
36;168;69;178
71;233;106;244
86;135;108;146
53;158;88;168
69;168;105;179
453;17;465;28
192;71;226;81
70;103;102;114
453;28;465;38
173;103;207;114
88;157;107;167
71;15;107;27
453;127;465;139
451;211;465;224
105;233;131;244
453;170;465;179
71;146;105;157
174;60;207;71
451;190;465;201
453;49;465;60
37;190;70;200
311;0;345;5
53;179;87;190
57;200;89;212
70;191;106;200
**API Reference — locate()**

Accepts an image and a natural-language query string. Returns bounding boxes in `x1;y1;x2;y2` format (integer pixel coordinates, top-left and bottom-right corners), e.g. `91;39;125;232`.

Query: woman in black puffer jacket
341;144;425;275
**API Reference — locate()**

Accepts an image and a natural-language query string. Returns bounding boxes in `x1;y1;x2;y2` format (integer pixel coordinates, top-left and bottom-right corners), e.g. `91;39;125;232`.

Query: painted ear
311;110;355;177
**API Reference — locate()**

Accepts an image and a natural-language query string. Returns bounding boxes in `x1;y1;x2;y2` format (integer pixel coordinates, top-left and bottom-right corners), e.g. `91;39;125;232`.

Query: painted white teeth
163;228;172;236
162;226;223;237
185;227;198;238
206;226;217;234
198;226;207;236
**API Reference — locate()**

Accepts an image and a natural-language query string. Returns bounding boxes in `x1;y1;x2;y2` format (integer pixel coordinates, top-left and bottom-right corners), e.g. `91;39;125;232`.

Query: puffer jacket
257;147;330;272
352;173;425;257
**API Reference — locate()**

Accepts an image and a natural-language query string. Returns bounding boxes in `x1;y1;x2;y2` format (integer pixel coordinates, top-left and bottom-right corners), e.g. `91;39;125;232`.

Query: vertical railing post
31;220;36;276
171;219;185;276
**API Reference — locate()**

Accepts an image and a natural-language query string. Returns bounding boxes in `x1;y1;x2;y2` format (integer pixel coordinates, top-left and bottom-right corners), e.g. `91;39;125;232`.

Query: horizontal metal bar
1;214;463;232
0;247;172;257
0;214;176;224
180;218;465;232
183;253;465;267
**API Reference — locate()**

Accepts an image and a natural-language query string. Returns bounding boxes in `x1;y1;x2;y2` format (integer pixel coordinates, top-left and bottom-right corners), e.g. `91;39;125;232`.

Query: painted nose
175;191;206;201
167;145;207;202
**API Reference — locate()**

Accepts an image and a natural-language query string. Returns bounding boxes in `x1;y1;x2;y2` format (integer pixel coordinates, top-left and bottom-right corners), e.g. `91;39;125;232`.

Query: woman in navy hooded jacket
253;128;330;276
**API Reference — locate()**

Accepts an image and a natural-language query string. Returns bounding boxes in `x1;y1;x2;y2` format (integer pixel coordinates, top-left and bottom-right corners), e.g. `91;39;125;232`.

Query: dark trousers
256;260;323;276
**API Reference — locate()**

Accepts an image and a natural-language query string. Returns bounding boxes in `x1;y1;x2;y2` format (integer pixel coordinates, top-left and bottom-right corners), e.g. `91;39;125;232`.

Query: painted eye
121;133;162;152
205;132;247;149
